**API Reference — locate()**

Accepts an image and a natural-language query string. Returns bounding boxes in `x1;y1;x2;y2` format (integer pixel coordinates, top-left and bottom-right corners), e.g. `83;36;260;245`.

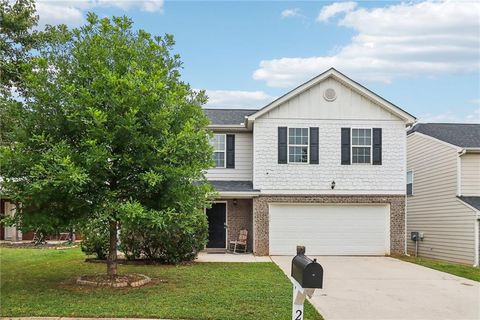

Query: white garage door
269;204;390;255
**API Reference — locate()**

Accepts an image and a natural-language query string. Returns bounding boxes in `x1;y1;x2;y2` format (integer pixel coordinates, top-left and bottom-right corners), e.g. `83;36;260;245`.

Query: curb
0;317;171;320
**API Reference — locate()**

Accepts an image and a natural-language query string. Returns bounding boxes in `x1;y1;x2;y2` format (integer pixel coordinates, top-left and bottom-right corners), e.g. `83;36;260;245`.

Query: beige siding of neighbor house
460;153;480;196
205;132;253;181
407;133;476;265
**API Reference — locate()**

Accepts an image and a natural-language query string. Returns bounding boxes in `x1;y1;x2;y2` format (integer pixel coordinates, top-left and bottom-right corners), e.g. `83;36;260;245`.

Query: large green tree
1;0;43;94
0;13;213;276
1;0;51;145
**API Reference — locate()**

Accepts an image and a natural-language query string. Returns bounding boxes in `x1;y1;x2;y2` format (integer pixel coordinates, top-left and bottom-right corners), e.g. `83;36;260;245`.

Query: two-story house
407;123;480;266
204;68;416;256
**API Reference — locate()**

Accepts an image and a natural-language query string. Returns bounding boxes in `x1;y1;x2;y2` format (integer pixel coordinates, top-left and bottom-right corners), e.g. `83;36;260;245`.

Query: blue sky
36;0;480;123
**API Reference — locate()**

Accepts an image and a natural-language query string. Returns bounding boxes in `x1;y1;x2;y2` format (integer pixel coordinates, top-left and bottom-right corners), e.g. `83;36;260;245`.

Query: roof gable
247;68;416;124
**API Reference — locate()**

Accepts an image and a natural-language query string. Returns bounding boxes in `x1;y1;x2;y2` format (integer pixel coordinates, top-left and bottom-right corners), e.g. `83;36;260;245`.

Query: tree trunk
107;220;118;277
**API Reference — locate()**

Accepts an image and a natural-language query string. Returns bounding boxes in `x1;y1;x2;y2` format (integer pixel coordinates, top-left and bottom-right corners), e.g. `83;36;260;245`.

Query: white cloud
253;1;480;87
36;2;85;27
204;90;275;109
281;8;301;18
468;99;480;105
465;108;480;123
419;108;480;124
35;0;164;28
93;0;164;13
317;1;357;22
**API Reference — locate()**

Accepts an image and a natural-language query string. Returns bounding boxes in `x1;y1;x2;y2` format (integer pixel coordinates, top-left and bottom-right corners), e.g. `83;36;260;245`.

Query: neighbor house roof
204;109;258;126
457;196;480;211
408;123;480;148
209;180;258;192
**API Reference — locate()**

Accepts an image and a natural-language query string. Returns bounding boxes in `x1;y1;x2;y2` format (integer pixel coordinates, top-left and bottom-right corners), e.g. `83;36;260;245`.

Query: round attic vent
324;88;337;101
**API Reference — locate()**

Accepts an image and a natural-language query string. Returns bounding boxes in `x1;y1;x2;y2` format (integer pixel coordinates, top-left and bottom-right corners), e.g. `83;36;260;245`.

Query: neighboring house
406;123;480;266
204;68;416;256
0;199;21;241
0;199;80;242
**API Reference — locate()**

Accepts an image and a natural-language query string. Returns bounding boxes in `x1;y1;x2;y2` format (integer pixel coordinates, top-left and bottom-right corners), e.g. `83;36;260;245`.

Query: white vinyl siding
460;154;480;196
254;119;405;192
269;204;390;255
252;76;407;193
205;132;253;181
407;133;477;265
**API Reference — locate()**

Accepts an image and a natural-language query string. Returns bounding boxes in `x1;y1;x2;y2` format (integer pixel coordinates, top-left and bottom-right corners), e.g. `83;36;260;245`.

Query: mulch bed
77;273;151;288
85;257;194;266
0;242;78;250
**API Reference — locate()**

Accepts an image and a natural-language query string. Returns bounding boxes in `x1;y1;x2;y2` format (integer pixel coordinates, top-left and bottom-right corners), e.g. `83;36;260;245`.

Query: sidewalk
2;318;171;320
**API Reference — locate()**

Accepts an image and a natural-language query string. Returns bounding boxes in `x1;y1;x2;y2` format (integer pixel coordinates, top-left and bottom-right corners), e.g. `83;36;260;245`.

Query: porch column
253;197;269;256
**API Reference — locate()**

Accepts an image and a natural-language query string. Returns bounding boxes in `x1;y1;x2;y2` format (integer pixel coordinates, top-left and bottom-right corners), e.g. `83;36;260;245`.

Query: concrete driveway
272;256;480;320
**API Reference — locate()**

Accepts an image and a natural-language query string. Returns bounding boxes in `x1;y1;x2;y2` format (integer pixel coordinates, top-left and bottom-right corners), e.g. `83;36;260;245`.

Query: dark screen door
206;203;226;248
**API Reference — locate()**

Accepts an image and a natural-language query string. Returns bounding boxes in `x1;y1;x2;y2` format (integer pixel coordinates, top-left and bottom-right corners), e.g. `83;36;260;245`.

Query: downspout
404;127;409;256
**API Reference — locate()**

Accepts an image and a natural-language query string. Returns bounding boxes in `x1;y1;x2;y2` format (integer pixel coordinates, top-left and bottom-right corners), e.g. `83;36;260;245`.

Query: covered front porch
205;181;259;253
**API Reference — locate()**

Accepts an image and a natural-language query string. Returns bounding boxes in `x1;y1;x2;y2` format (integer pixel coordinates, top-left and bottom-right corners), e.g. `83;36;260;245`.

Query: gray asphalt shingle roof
209;180;257;192
458;196;480;211
408;123;480;148
204;109;258;125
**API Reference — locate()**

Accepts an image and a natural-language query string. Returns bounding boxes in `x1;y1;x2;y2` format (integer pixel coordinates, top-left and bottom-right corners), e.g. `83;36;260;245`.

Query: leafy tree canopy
0;0;45;93
0;13;214;274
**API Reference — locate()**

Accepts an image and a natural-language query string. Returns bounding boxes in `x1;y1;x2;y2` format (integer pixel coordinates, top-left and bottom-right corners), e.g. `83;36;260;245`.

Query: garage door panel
269;204;390;255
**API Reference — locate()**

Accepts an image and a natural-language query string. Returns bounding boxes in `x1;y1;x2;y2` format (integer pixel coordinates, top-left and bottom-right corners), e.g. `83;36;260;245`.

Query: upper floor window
288;128;309;163
210;134;226;168
406;170;413;195
352;128;372;164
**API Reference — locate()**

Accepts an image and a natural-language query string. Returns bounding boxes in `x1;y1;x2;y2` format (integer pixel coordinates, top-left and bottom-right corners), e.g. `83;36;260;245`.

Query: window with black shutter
210;134;226;168
288;128;309;163
407;170;413;195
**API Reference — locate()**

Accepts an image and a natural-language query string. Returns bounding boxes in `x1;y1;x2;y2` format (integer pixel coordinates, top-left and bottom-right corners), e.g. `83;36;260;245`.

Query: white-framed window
351;128;372;164
406;170;414;196
288;127;309;163
210;134;226;168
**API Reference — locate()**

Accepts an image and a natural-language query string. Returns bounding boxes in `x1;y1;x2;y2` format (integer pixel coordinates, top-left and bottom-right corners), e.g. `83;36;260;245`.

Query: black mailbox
291;254;323;289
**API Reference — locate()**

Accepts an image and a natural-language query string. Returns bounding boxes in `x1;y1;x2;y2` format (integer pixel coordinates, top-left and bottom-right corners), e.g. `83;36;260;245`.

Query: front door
206;203;226;248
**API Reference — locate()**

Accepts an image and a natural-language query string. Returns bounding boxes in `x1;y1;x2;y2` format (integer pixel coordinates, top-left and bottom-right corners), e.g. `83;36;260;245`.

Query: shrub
80;217;109;259
119;202;208;263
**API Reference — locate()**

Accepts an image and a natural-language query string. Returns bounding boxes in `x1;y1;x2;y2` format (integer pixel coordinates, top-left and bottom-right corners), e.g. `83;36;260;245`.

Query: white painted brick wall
253;119;406;192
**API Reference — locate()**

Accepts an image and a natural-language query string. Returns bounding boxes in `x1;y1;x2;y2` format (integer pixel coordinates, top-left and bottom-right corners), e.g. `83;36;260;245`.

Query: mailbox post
290;246;323;320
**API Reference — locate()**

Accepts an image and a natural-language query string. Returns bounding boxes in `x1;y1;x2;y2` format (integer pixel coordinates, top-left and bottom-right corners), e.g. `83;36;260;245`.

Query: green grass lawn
0;247;322;320
397;255;480;282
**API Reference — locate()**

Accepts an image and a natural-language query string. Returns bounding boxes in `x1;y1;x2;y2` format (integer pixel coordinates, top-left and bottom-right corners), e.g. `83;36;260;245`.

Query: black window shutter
309;127;319;164
372;128;382;165
278;127;287;164
226;134;235;168
341;128;351;165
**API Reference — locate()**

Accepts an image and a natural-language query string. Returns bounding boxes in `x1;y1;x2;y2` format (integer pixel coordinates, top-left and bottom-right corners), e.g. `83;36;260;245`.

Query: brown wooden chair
58;232;70;241
229;229;248;253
